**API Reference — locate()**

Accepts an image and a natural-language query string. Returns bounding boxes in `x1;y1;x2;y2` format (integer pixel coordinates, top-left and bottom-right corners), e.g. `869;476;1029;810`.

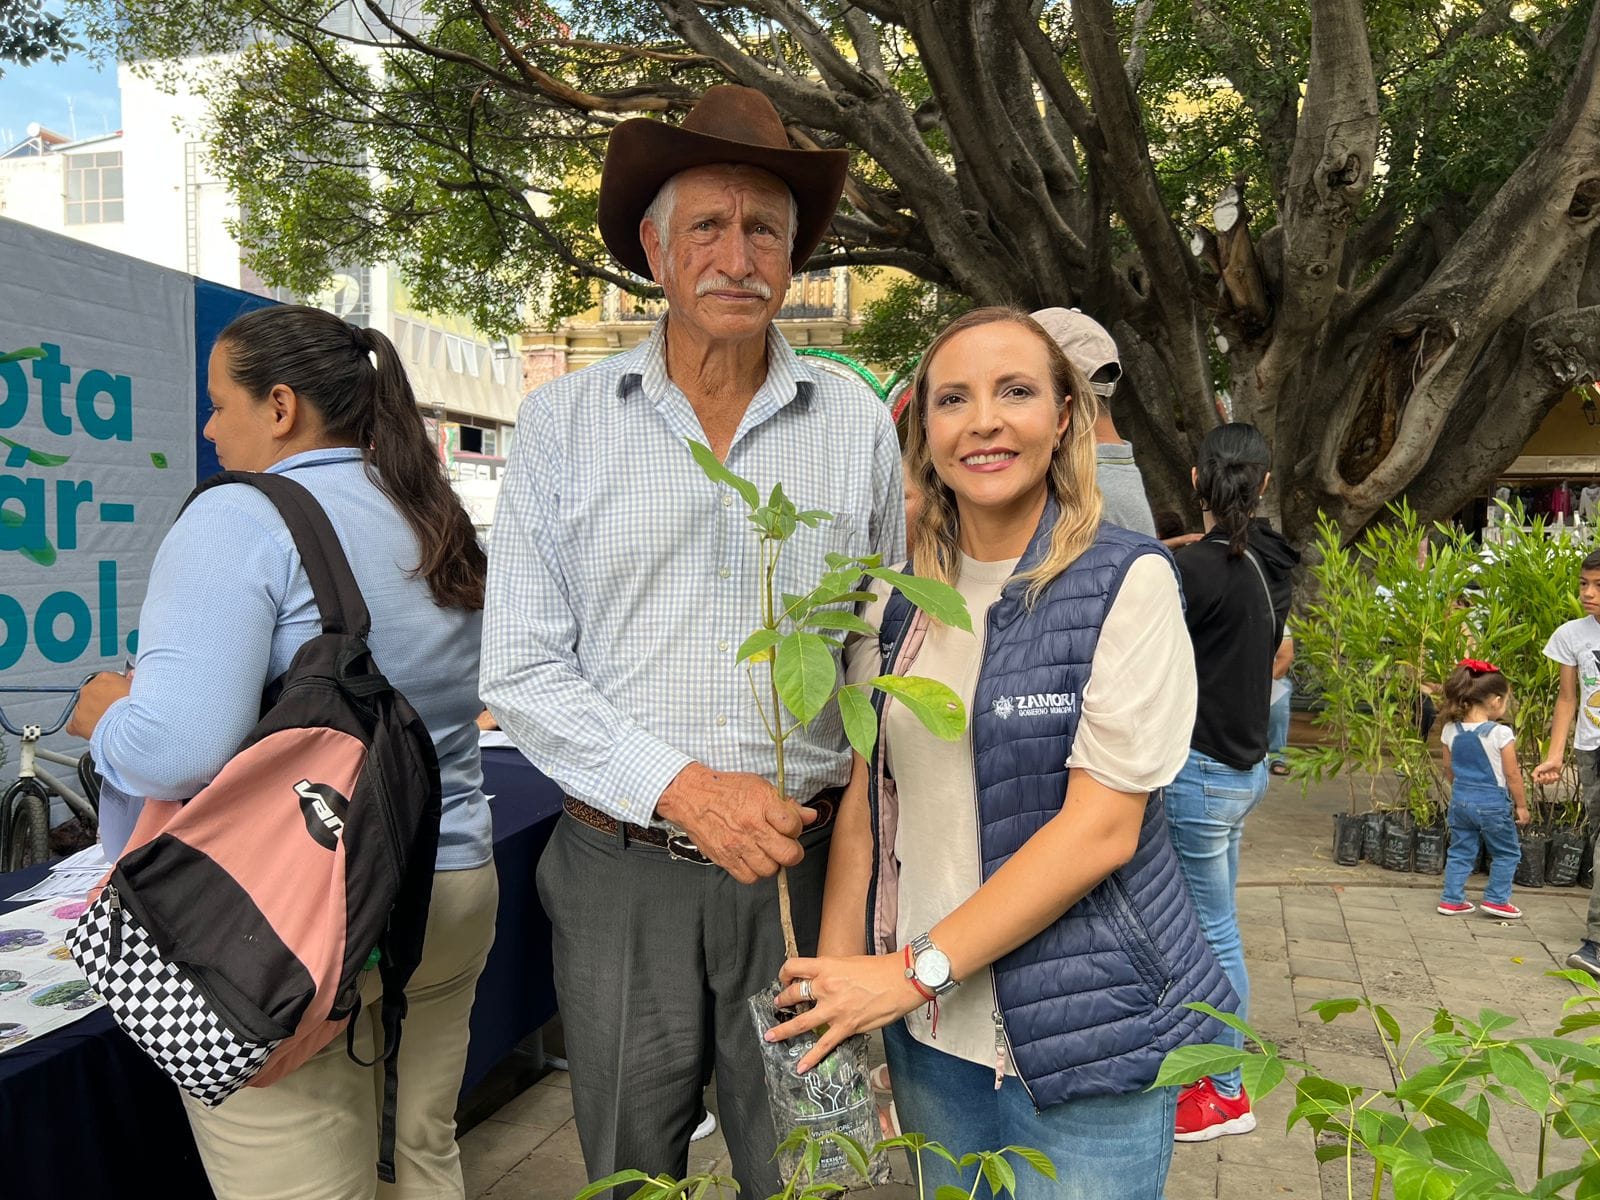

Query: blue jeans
1441;788;1521;906
882;1021;1177;1200
1164;749;1267;1097
1267;689;1290;760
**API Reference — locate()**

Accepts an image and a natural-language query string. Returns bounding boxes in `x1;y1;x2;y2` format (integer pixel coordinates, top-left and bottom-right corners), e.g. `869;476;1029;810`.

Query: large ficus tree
80;0;1600;541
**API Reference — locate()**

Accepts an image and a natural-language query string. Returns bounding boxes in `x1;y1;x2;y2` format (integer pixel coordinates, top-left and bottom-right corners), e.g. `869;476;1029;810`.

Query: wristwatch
907;932;958;997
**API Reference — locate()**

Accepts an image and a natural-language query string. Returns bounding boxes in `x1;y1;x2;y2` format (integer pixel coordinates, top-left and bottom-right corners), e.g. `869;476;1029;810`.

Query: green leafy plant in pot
687;441;970;1183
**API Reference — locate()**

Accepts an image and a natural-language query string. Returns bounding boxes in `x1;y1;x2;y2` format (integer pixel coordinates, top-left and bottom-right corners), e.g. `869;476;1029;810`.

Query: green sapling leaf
775;631;839;724
806;611;877;636
737;629;782;664
837;685;878;761
865;567;972;632
869;676;965;740
796;509;833;528
0;347;45;364
687;440;760;510
1148;1044;1249;1089
1002;1147;1056;1181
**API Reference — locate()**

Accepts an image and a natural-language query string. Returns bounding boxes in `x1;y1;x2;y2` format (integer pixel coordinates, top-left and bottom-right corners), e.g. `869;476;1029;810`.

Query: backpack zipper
106;882;122;961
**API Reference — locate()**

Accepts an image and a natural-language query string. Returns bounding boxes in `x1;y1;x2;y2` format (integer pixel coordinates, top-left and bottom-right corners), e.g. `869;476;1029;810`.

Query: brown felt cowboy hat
598;85;849;282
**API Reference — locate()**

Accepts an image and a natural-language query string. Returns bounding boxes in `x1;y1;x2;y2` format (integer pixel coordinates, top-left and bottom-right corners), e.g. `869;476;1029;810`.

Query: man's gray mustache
695;275;773;300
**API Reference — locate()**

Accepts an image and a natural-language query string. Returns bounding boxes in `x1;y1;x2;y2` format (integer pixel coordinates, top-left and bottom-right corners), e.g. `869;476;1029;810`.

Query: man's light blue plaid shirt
481;317;906;827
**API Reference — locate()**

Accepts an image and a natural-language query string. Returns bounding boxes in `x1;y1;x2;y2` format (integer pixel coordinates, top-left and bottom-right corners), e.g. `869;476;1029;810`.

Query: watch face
914;947;952;989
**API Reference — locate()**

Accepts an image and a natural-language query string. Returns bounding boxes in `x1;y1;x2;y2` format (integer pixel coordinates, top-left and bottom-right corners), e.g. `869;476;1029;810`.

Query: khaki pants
184;864;499;1200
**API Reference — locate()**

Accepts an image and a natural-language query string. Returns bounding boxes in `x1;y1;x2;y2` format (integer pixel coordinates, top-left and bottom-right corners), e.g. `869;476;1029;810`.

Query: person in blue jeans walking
1437;660;1530;919
1167;424;1299;1143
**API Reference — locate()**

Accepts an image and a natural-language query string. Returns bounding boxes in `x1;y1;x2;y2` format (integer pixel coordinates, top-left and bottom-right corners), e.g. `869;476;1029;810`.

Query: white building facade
0;55;521;531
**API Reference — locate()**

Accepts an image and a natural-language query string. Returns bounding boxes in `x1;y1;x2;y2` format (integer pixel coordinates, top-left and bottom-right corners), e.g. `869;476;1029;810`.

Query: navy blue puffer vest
868;505;1238;1108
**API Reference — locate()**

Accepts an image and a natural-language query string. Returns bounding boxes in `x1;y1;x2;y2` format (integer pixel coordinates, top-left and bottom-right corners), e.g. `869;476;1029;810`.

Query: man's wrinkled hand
656;763;816;884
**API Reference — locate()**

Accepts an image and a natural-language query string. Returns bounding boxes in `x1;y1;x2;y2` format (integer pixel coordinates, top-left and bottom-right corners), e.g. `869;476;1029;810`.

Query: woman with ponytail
1167;422;1300;1143
68;304;493;1199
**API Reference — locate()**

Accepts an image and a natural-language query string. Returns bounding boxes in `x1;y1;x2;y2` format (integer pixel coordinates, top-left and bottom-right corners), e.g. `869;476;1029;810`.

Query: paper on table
0;897;103;1053
49;844;110;875
477;729;516;748
6;871;102;903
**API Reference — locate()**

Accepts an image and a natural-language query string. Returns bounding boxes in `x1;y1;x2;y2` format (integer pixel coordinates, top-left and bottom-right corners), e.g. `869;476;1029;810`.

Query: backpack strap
183;471;372;639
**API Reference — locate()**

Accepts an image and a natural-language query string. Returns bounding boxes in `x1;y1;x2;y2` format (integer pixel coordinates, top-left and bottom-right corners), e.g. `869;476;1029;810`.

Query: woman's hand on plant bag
766;953;924;1074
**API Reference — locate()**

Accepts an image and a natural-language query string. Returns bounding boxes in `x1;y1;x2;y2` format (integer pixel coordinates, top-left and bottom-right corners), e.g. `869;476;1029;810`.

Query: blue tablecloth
0;746;563;1198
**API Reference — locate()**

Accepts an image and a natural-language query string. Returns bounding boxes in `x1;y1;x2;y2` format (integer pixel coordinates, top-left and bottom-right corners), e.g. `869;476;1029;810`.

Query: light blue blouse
92;447;492;869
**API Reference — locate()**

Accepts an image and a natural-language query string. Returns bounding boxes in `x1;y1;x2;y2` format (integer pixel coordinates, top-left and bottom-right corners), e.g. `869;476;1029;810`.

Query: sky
0;51;122;150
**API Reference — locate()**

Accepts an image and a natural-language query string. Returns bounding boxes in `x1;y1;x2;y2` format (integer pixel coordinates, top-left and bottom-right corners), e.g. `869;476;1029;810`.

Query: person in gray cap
1031;307;1158;537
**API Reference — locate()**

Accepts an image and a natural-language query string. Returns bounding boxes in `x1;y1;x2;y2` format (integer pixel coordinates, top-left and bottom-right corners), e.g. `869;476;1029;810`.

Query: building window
65;151;123;225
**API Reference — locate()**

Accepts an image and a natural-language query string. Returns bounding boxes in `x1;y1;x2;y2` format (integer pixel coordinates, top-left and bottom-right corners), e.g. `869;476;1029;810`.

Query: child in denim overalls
1438;660;1530;919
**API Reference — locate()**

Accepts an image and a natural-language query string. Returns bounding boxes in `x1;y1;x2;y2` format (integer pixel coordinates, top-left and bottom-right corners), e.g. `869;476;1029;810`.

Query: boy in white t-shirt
1535;548;1600;975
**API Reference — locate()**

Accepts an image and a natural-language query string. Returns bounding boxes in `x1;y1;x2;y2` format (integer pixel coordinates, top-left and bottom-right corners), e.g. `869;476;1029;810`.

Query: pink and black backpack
66;471;442;1183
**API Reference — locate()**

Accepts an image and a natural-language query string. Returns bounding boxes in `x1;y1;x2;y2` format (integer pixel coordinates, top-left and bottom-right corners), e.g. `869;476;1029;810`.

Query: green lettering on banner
77;369;134;442
34;343;73;436
99;560;120;656
0;593;23;671
0;358;26;429
2;336;148;672
36;590;92;662
0;475;45;552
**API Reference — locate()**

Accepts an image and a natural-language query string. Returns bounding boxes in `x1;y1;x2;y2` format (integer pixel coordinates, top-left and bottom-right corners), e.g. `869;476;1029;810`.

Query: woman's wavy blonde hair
903;306;1103;607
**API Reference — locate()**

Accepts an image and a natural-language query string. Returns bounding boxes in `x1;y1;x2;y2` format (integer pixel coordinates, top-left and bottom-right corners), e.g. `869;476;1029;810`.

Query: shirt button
718;639;730;652
722;494;733;508
719;567;731;579
716;714;728;727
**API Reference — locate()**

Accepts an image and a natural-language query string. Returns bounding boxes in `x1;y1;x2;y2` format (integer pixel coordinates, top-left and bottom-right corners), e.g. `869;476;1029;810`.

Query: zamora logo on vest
991;693;1079;719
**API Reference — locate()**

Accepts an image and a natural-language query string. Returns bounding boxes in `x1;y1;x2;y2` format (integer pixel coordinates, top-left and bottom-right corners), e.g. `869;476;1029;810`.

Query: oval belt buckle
666;832;710;866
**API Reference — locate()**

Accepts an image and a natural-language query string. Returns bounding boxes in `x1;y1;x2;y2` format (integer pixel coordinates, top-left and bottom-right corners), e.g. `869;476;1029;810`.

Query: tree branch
1324;2;1600;522
1250;0;1379;452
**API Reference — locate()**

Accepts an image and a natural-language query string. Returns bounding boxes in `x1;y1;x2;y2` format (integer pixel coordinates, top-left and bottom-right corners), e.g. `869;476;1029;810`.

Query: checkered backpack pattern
65;472;442;1184
69;885;276;1104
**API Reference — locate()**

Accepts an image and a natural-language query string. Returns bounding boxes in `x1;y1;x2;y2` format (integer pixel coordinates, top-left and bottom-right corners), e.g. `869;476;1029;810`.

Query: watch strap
903;944;936;1002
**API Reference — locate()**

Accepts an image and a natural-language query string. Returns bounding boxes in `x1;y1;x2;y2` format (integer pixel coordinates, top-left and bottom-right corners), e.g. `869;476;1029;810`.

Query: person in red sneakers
1174;1077;1257;1141
1437;661;1529;920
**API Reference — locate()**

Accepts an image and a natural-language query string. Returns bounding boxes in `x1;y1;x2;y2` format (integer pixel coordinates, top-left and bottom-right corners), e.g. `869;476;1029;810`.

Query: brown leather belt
562;788;841;867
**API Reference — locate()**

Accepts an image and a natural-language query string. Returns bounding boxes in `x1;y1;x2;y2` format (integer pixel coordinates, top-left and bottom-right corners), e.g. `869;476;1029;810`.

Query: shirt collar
267;446;365;474
617;315;815;414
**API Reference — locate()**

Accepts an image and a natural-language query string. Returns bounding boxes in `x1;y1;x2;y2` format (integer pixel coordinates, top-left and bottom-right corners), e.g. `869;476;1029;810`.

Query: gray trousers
1583;749;1600;942
536;812;831;1198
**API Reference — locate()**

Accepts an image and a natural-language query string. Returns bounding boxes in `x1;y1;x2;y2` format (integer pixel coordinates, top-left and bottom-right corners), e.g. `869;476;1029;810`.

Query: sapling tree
687;441;970;959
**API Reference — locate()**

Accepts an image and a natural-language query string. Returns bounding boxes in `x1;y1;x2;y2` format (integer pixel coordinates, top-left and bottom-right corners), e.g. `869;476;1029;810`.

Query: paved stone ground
460;772;1598;1199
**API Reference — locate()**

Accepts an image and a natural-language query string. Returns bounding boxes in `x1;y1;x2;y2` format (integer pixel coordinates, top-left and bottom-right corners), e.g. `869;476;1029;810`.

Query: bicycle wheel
2;779;50;871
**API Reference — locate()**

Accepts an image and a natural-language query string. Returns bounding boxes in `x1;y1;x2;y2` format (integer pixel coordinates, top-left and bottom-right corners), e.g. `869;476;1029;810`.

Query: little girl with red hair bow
1436;660;1530;920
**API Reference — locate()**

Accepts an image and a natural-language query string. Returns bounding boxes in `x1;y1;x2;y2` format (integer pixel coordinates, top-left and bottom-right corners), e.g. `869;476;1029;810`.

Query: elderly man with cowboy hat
481;85;905;1194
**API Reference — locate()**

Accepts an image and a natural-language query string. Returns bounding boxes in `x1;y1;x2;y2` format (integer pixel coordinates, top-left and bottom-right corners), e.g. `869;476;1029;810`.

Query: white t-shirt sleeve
1066;554;1197;793
1487;724;1517;757
1545;623;1579;665
1440;723;1459;751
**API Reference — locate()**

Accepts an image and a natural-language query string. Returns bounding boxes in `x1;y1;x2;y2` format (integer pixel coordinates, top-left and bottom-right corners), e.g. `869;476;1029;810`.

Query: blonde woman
768;308;1234;1198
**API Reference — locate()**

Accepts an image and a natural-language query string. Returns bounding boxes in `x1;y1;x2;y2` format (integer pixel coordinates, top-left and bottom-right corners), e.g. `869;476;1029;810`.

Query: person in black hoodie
1167;423;1300;1143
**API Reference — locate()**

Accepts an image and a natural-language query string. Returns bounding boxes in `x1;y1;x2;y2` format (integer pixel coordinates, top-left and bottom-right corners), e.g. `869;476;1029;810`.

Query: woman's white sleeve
1065;555;1197;793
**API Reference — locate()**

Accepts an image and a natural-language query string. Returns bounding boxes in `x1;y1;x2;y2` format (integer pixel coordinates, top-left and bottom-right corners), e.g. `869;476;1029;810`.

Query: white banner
0;219;197;742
